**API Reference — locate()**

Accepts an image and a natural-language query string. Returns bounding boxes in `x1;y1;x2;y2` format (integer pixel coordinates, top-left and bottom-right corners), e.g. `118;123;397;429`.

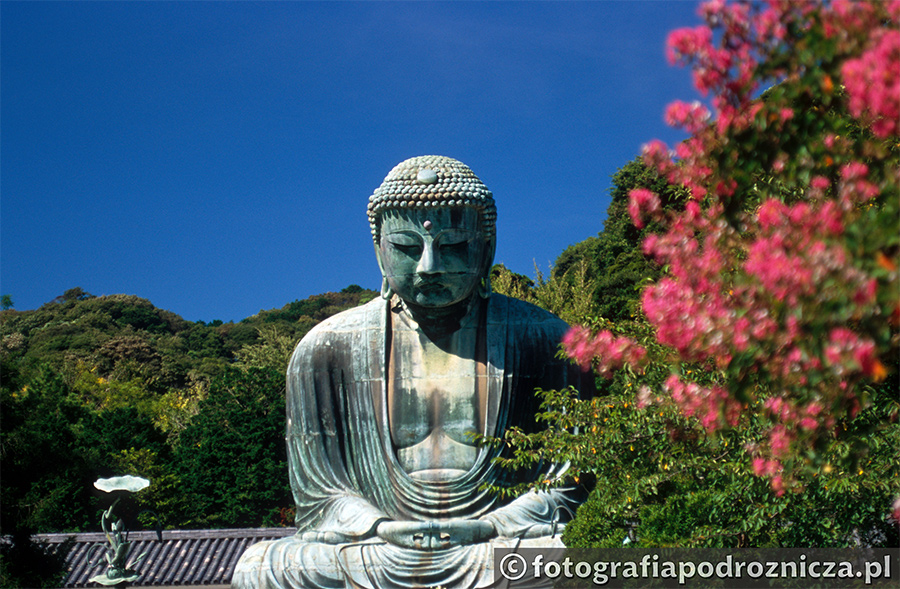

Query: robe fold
233;294;589;589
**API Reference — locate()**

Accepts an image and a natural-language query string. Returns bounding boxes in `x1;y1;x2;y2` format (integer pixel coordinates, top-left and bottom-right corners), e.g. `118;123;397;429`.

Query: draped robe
232;294;589;588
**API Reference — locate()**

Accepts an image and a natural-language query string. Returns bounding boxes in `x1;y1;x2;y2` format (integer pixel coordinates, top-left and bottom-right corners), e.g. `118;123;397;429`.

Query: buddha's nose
416;243;443;275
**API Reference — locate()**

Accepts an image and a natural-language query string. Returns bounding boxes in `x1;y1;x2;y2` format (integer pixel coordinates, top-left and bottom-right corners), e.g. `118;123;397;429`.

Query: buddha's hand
519;523;566;539
300;531;355;544
376;519;496;550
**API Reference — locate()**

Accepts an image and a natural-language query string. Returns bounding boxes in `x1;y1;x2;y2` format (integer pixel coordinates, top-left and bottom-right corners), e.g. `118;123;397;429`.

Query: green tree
56;287;93;303
0;295;13;311
552;158;687;321
1;365;96;532
233;326;297;373
173;366;291;528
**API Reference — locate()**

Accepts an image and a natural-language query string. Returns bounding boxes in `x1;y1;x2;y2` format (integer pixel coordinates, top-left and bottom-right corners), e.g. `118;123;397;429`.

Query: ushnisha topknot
368;156;497;244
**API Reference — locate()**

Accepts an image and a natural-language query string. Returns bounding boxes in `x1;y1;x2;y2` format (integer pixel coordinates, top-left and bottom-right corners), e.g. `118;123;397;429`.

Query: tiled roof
33;527;297;587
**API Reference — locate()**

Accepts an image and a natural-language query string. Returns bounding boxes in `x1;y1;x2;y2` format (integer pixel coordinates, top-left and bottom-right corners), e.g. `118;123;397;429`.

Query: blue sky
1;1;699;323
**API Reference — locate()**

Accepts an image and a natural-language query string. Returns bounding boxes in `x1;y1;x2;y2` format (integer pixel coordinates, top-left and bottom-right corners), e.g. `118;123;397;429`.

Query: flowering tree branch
569;0;899;497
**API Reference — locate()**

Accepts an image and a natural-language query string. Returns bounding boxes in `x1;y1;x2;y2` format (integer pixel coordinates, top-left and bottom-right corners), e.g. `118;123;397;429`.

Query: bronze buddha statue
233;156;590;588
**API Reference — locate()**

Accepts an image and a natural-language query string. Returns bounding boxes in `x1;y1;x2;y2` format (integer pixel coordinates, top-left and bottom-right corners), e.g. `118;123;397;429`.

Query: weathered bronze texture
233;156;589;588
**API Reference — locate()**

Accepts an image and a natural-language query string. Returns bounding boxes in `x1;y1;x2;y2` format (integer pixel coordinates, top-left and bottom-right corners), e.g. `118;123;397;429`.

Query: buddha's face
378;207;489;308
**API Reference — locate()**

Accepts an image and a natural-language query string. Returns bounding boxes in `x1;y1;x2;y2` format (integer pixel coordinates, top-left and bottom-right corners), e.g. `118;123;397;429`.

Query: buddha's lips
414;272;472;292
415;280;446;293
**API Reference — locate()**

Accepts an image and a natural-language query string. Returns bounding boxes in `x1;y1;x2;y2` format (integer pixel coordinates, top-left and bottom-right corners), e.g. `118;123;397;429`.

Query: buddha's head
368;156;497;309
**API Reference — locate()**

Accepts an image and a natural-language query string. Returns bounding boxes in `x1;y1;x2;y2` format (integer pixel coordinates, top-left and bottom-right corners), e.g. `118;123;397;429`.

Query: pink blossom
562;326;647;378
805;402;823;417
769;424;793;458
831;0;881;34
824;327;880;377
667;26;714;66
798;417;818;430
785;315;801;339
641;140;674;177
745;238;814;304
745;199;855;306
715;179;737;197
636;386;654;409
840;162;869;182
664;100;711;133
839;162;880;203
771;475;785;497
752;457;781;477
755;7;786;41
890;1;900;22
816;201;844;236
757;199;787;229
842;30;900;138
808;176;831;199
561;326;594;370
853;279;877;306
627;188;661;229
570;0;894;488
664;375;741;431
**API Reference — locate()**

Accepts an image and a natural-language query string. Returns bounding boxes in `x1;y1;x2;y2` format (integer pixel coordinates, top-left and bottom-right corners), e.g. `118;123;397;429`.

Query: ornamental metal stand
88;498;146;588
89;476;152;588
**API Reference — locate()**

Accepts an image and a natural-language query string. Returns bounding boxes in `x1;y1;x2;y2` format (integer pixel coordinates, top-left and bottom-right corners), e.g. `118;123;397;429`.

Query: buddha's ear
374;241;394;300
478;238;496;299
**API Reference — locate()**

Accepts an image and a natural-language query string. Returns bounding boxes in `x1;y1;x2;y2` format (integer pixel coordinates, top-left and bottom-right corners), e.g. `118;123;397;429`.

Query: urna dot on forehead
367;156;497;243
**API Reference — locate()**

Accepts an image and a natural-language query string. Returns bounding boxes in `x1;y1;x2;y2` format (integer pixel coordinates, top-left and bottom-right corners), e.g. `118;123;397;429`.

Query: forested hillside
5;151;896;552
1;157;680;538
0;285;376;539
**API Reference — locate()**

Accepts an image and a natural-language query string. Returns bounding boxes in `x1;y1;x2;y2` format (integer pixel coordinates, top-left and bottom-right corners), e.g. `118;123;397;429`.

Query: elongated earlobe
478;276;492;299
381;277;394;300
479;239;495;299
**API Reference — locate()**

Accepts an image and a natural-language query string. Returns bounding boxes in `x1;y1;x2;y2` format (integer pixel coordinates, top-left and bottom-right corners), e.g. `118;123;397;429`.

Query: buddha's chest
387;313;488;480
389;344;480;445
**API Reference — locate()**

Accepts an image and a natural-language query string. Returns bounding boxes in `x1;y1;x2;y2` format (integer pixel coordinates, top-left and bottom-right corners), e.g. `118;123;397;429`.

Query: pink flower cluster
824;327;882;378
745;199;873;308
828;0;881;35
666;26;713;68
667;1;757;100
752;457;780;477
764;398;831;432
640;201;754;365
642;277;738;364
664;100;711;134
664;374;741;431
838;7;900;137
752;457;785;496
839;162;881;205
627;188;661;229
562;326;647;378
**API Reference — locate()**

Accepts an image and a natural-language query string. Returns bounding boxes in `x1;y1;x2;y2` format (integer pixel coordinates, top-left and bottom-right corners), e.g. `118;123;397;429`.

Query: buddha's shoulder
295;297;385;348
489;293;569;335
